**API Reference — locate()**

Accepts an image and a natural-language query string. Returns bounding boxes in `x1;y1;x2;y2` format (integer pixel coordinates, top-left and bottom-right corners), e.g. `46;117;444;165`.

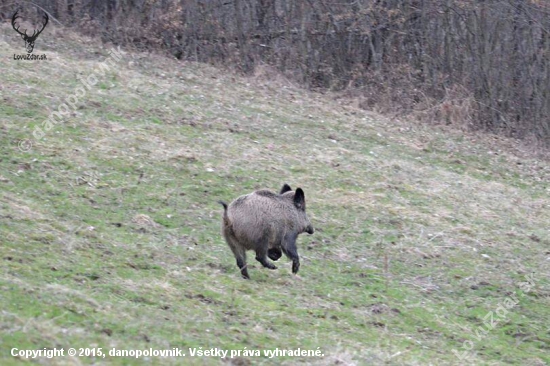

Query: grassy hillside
1;24;549;365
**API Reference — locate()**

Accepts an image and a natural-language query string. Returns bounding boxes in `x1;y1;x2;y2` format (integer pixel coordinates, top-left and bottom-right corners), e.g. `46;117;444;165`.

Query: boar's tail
218;200;228;211
218;201;233;236
218;200;233;231
218;200;229;222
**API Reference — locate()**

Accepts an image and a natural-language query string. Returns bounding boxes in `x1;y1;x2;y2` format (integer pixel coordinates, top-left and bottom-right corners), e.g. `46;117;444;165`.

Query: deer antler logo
11;10;49;54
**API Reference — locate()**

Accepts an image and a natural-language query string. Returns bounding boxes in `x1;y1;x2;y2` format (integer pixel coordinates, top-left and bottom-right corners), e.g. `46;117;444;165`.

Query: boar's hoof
292;261;300;274
268;248;282;261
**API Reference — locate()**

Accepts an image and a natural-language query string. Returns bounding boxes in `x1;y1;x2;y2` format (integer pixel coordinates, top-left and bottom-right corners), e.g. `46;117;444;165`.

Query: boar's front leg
282;233;300;274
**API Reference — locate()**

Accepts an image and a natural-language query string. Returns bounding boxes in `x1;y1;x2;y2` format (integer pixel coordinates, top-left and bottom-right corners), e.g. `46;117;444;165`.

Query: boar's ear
294;188;306;210
280;183;292;194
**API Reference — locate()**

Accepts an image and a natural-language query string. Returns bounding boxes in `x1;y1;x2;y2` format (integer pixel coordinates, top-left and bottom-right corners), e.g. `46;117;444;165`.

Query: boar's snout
306;225;315;235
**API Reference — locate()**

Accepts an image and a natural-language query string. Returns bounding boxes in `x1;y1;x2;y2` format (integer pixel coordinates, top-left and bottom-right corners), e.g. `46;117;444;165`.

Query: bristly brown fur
219;184;314;279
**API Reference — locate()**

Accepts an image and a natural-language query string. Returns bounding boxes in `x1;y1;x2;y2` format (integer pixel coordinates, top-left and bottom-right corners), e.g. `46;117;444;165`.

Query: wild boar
218;184;314;279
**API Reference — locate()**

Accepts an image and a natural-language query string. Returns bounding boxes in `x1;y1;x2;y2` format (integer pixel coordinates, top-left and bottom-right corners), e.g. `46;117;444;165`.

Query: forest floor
1;23;549;365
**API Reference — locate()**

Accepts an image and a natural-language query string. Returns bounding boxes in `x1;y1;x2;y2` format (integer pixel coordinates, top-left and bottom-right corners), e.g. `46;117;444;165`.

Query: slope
1;24;549;365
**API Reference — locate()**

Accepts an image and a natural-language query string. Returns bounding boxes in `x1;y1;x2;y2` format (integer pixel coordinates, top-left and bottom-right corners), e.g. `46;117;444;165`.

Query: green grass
1;24;549;365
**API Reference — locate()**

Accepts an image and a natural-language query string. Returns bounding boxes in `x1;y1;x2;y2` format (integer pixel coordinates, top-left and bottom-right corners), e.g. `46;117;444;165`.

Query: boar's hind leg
236;253;250;279
282;234;300;274
255;244;277;270
227;238;249;279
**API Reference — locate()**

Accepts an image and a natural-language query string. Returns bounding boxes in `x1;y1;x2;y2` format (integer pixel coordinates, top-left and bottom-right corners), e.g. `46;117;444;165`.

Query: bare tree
24;0;550;146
